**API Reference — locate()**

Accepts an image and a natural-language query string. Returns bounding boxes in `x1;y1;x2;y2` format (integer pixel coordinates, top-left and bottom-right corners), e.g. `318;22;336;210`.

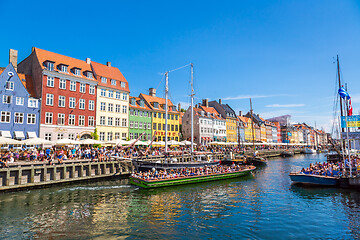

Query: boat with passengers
130;164;256;188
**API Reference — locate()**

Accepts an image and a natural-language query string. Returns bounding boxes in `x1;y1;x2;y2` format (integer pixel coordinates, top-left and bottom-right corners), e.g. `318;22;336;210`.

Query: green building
129;96;152;140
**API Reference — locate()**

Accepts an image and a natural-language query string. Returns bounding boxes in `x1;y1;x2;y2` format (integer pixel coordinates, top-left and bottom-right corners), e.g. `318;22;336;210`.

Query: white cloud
266;104;305;108
222;94;293;101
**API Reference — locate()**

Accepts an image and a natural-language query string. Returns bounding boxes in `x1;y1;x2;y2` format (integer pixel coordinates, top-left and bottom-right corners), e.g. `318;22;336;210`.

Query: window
122;133;126;140
115;132;120;139
153;123;156;130
60;65;68;72
59;79;66;89
100;116;105;125
158;123;161;130
1;111;10;123
171;114;174;120
79;99;85;109
175;115;178;120
79;115;85;126
111;79;116;86
100;89;106;97
68;134;75;140
107;132;113;141
108;90;114;98
134;122;138;128
47;76;54;87
46;62;54;71
175;125;178;131
58;113;65;125
143;123;146;130
14;112;24;124
45;112;53;124
16;97;24;105
28;99;37;108
27;113;36;124
134;133;138;139
99;132;105;141
108;103;113;112
69;97;76;108
158;113;161;118
70;81;76;91
87;72;93;79
139;111;143;117
122;93;127;100
122;118;127;127
139;122;143;129
89;100;94;110
3;95;11;104
80;83;86;93
100;102;106;111
69;115;75;125
74;68;81;76
115;118;120;126
144;111;148;117
101;77;107;83
5;81;14;91
46;94;54;106
134;110;138;116
89;85;95;94
45;133;52;141
120;82;126;88
116;104;121;113
122;106;127;114
163;113;165;119
58;96;65;107
88;116;94;126
130;133;134;139
57;133;64;140
130;121;134;128
116;91;121;99
108;117;113;126
148;123;151;129
154;113;157;118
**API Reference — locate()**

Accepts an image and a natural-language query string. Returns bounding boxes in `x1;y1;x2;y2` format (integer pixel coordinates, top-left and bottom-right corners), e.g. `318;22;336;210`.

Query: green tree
91;128;99;140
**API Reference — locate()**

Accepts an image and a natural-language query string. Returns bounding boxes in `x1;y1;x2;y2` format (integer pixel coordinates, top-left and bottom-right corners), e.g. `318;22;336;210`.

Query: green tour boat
129;165;256;189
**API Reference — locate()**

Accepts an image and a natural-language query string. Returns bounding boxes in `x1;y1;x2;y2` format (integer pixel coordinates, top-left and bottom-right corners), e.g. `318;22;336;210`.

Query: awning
27;132;37;138
14;131;25;139
1;131;11;138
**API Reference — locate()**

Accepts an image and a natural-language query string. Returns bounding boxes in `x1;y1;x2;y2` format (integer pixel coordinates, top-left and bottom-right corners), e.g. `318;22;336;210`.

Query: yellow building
92;61;129;141
226;117;237;142
238;116;254;142
140;88;180;141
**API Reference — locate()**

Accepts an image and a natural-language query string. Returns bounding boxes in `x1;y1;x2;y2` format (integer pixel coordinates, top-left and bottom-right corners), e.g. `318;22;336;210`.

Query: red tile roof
140;93;178;113
129;96;152;110
91;61;130;92
33;47;96;81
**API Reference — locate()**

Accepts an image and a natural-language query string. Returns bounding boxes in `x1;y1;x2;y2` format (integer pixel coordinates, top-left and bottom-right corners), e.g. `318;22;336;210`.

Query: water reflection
0;154;360;239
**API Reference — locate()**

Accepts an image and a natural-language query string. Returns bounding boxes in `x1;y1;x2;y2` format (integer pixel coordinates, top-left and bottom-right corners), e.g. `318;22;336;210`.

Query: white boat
304;148;317;154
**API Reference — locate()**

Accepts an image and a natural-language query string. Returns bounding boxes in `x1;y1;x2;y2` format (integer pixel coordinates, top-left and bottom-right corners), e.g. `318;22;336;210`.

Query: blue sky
1;0;360;132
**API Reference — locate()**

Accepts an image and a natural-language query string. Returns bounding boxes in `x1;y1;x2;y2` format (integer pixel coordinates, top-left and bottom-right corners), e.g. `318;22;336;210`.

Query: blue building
0;63;40;139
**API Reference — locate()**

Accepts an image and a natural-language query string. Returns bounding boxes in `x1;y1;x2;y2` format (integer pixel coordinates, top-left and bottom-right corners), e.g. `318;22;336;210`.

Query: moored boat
246;156;267;166
289;172;339;186
281;151;294;157
304;148;317;154
130;165;256;188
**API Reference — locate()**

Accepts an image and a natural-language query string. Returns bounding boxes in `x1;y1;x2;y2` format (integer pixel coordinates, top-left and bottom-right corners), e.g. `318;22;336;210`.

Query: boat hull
133;160;220;171
281;151;294;157
130;167;255;189
304;148;317;154
289;173;339;186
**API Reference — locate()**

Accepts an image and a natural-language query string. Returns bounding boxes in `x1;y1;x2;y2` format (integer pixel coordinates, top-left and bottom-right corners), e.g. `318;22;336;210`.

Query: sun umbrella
22;137;53;145
54;138;81;145
0;137;22;145
80;139;104;145
180;140;197;146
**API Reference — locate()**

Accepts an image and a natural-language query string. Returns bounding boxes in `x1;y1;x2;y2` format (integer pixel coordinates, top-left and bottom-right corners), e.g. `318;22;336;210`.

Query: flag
348;98;353;116
338;87;350;100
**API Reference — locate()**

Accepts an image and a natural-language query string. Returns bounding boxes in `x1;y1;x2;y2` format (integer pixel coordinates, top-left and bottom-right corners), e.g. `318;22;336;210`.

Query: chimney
178;103;181;111
86;58;91;64
219;99;222;104
202;99;209;107
106;62;111;67
149;88;156;97
239;111;242;116
9;49;18;72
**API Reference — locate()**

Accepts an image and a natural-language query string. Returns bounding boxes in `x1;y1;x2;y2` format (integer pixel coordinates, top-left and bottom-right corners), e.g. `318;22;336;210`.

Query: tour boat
280;150;294;157
304;148;317;154
246;156;267;166
289;172;340;186
130;165;256;189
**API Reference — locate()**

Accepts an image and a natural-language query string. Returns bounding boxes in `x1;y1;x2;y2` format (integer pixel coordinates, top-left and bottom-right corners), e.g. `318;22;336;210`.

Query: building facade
129;97;152;141
92;61;129;141
0;61;40;139
199;101;226;142
18;47;97;140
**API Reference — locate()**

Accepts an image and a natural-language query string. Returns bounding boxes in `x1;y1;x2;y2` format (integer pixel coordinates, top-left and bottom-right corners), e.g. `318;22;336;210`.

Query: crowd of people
131;164;250;181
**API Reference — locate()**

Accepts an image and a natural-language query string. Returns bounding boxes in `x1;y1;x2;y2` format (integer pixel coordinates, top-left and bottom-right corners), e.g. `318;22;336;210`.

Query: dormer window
140;100;145;107
44;61;54;71
172;106;176;111
153;102;159;108
87;72;93;79
74;68;81;76
101;77;107;83
131;98;136;106
60;65;68;73
111;79;116;86
120;82;126;88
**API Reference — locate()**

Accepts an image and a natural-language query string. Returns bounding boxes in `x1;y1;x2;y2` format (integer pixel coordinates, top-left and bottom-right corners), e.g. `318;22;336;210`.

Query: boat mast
165;72;169;153
250;98;255;153
337;55;346;151
190;63;194;154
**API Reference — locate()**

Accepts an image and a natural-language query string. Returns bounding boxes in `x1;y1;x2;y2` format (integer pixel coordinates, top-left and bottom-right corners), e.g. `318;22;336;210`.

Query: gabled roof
32;47;95;81
198;105;224;120
129;96;151;110
91;61;130;92
140;93;178;113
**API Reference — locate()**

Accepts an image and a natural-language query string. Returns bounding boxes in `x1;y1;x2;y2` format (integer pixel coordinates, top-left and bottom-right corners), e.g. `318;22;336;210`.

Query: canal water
1;154;360;239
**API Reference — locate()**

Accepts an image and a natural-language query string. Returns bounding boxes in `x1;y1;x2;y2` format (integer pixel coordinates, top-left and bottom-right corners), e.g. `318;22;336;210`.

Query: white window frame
108;103;113;112
16;97;24;106
115;104;121;113
100;116;105;125
74;68;81;76
116;91;121;99
100;89;106;97
89;100;94;111
59;79;66;89
111;79;116;86
69;114;75;125
89;85;95;95
101;77;107;83
120;82;126;88
28;99;38;108
108;117;113;126
79;99;85;110
108;90;114;98
79;115;85;126
3;95;11;104
122;106;127;114
27;113;36;124
58;95;66;107
44;133;52;141
5;81;14;91
58;113;65;125
14;112;24;124
46;94;54;106
88;116;94;126
0;111;10;123
70;81;76;91
47;76;54;87
122;93;128;100
45;112;53;124
80;83;86;93
100;102;106;111
69;97;76;108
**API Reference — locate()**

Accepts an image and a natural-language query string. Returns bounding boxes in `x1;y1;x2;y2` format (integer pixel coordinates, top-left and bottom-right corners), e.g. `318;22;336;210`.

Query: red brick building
18;48;97;140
